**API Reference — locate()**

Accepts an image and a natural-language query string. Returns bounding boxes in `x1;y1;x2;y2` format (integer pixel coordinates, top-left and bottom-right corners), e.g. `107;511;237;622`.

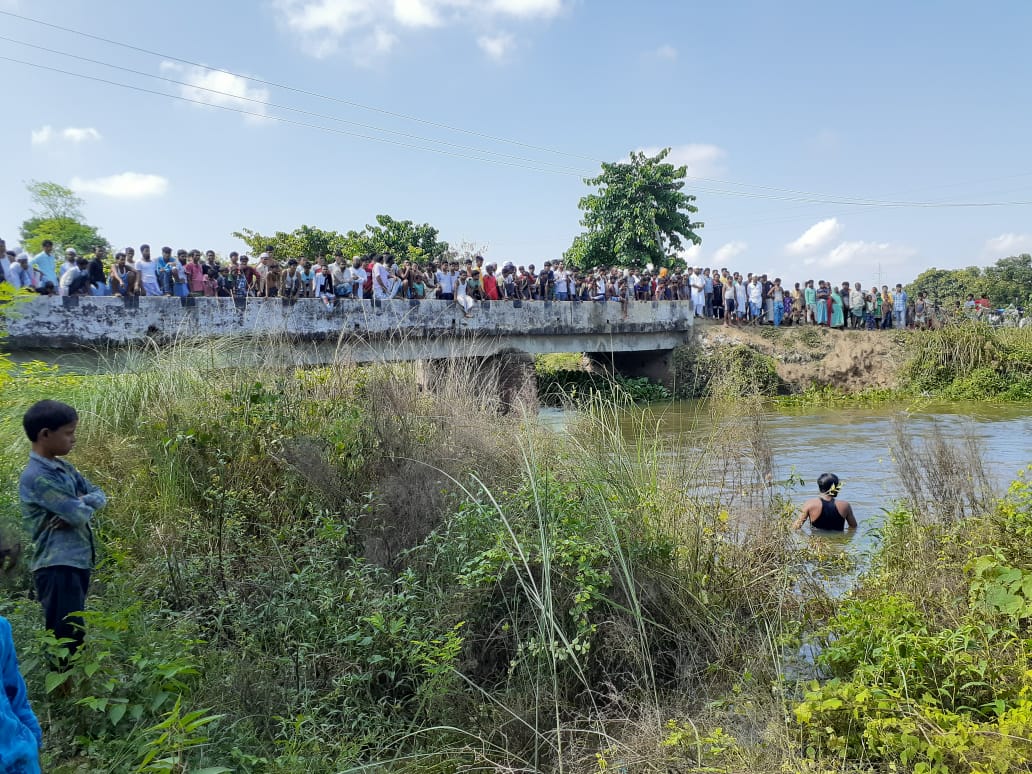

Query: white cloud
393;0;442;27
805;240;916;270
679;243;703;263
982;232;1032;259
634;144;726;179
478;33;515;60
31;125;102;146
713;241;747;264
274;0;562;60
70;173;169;199
785;217;843;255
159;62;270;122
651;44;678;61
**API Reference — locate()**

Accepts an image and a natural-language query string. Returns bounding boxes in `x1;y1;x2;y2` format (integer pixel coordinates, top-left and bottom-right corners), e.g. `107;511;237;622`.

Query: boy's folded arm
27;477;96;527
79;473;107;505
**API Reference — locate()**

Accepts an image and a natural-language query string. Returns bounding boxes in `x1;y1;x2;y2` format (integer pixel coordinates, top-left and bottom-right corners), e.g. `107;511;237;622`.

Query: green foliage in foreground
796;469;1032;773
0;357;789;772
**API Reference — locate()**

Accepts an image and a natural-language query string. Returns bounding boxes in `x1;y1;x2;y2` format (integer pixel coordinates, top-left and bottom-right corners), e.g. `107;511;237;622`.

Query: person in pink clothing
184;251;206;297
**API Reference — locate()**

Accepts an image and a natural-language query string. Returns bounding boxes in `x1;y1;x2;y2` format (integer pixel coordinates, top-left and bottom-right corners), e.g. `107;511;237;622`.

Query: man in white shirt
61;248;77;278
554;263;570;301
350;256;367;299
747;278;764;322
11;254;34;289
689;267;705;317
435;262;455;300
373;255;400;300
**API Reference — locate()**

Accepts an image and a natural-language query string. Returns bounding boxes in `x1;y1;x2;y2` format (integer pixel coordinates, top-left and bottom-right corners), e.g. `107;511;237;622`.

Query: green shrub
673;343;781;399
794;469;1032;773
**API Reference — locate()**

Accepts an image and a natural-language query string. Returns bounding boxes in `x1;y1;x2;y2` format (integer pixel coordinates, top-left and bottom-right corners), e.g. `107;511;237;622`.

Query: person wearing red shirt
184;251;206;296
482;264;500;301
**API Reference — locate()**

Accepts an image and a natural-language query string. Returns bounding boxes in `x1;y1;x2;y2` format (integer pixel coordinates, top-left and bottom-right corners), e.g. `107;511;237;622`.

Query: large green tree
19;181;110;255
233;216;449;262
907;255;1032;307
565;148;704;270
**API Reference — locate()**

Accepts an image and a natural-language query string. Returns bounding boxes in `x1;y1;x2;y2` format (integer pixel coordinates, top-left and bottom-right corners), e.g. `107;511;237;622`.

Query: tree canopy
19;181;110;256
907;254;1032;307
232;215;449;262
564;148;704;270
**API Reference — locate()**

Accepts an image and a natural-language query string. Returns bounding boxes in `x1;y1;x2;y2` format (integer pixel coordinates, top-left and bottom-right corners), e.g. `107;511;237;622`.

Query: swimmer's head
817;473;842;497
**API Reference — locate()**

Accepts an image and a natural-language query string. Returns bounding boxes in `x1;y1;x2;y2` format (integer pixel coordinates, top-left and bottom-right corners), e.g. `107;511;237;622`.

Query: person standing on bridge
689;267;705;318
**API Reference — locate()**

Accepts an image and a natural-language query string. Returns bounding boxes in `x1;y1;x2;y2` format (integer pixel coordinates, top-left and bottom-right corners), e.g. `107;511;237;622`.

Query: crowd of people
2;237;1013;328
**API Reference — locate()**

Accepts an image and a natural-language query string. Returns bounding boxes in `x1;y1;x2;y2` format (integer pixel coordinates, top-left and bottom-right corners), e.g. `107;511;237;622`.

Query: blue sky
2;0;1031;282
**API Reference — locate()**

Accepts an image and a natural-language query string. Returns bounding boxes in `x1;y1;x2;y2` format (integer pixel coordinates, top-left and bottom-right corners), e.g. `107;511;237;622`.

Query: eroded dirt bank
692;322;906;392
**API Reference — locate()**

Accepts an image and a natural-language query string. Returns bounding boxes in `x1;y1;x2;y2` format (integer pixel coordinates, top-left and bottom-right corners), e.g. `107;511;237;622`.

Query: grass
0;333;1029;772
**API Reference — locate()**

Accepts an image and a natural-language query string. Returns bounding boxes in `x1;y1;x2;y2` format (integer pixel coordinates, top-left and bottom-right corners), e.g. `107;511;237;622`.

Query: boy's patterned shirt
19;452;105;572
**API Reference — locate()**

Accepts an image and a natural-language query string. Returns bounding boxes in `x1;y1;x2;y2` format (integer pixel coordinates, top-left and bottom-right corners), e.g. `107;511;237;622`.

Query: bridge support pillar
420;350;537;413
587;348;675;388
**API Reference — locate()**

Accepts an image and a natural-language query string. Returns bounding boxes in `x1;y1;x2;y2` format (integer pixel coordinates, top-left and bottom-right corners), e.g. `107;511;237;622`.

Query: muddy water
542;401;1032;563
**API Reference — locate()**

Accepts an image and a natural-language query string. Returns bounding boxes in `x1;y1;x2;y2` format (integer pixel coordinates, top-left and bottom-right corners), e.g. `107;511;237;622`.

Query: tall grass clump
900;323;1032;400
672;343;781;400
0;336;812;772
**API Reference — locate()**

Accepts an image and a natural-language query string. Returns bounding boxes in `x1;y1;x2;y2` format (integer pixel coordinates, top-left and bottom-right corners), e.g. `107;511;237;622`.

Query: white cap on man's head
66;248;77;256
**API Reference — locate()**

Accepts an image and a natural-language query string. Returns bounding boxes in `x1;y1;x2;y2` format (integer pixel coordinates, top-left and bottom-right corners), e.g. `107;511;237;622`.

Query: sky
2;0;1031;283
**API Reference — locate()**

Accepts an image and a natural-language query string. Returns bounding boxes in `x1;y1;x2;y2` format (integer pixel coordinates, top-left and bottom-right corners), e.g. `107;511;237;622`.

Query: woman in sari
815;281;829;326
830;285;845;328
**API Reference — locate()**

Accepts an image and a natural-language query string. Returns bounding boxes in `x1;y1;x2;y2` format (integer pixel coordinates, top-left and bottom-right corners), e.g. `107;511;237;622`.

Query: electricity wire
0;33;590;175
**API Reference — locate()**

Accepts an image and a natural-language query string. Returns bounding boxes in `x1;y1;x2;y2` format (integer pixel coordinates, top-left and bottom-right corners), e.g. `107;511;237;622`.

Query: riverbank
676;321;1032;403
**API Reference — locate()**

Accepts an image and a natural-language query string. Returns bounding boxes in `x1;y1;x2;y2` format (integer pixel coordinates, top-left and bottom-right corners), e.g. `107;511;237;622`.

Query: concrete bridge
7;296;693;372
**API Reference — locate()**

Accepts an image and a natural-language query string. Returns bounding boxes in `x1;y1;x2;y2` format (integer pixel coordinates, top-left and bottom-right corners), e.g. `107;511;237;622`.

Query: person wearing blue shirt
0;535;43;774
31;240;57;291
893;283;908;329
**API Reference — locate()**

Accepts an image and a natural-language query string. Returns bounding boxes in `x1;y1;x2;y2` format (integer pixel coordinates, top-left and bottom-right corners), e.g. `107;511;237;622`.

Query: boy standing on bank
19;401;106;657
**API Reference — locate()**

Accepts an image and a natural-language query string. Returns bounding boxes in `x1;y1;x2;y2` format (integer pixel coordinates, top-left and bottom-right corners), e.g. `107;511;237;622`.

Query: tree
231;225;365;260
232;216;449;262
26;180;85;221
907;266;986;307
907;255;1032;308
19;181;109;256
983;253;1032;306
564;148;704;270
363;215;449;261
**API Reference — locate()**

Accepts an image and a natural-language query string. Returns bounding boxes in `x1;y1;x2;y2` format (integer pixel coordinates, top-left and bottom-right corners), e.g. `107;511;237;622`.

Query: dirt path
693;320;906;392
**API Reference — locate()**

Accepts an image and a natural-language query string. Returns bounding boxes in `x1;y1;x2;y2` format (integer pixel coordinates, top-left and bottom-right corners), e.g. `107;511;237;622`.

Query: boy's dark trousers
34;565;91;655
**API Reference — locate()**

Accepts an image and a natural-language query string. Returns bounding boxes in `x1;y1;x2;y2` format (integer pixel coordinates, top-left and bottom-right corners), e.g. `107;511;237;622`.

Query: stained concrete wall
7;296;694;362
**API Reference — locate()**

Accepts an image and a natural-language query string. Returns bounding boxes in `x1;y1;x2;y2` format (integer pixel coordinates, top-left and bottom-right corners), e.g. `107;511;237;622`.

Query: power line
0;7;602;164
8;7;1029;207
0;33;591;175
10;45;1032;209
6;13;1032;210
0;55;583;177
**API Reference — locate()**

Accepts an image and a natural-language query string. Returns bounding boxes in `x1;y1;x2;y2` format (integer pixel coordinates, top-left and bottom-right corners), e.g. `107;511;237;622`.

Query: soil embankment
691;322;905;393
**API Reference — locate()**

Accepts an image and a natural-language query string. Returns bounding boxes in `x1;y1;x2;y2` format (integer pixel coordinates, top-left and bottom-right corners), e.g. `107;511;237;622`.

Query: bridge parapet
7;296;694;361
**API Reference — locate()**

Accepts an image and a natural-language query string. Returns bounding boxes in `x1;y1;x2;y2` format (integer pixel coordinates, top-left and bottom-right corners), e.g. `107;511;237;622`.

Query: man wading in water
793;473;857;531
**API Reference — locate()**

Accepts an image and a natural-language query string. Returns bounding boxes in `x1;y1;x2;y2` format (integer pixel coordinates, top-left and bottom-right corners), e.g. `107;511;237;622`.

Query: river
542;400;1032;569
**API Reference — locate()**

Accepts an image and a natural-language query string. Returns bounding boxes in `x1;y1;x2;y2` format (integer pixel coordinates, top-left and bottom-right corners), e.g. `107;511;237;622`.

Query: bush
673;343;781;399
794;468;1032;773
